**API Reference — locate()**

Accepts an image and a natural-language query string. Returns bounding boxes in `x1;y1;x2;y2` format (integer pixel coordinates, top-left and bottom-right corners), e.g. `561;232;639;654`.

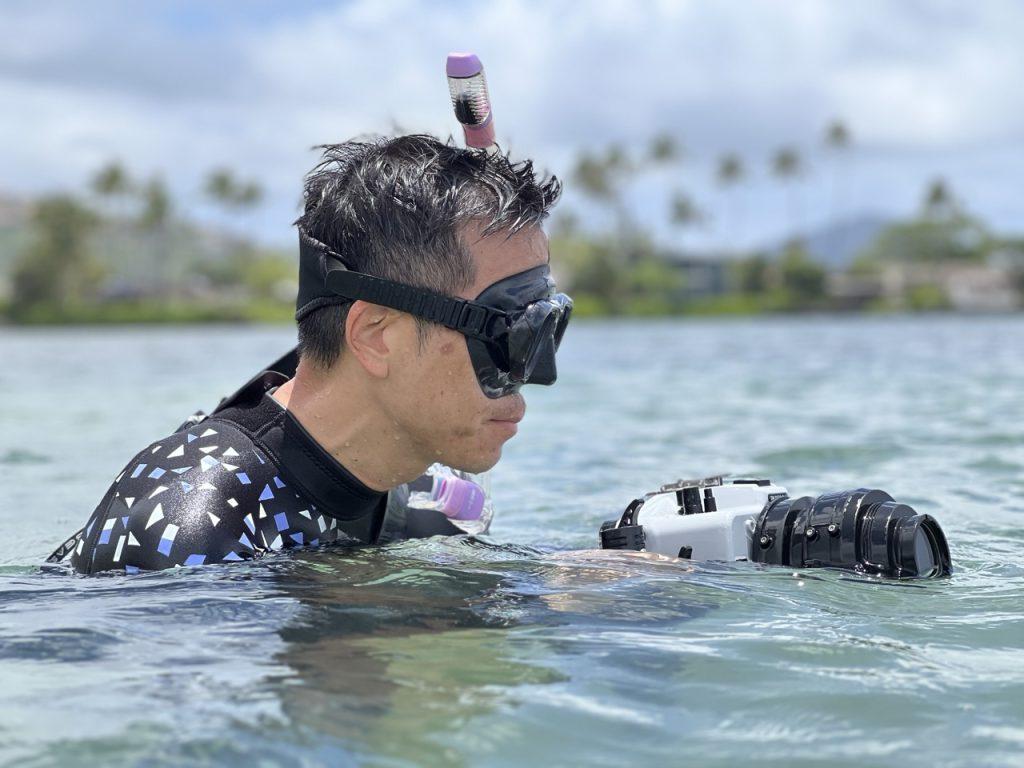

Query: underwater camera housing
599;477;951;578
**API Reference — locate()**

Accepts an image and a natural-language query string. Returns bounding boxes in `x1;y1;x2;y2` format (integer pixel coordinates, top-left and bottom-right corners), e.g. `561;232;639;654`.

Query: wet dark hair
294;134;561;368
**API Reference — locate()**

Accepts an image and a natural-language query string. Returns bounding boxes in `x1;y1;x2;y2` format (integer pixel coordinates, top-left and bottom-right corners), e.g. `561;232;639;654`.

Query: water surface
1;318;1022;767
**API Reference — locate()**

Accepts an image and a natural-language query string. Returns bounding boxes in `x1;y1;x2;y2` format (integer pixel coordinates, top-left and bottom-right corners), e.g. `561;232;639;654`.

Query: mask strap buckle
456;304;491;336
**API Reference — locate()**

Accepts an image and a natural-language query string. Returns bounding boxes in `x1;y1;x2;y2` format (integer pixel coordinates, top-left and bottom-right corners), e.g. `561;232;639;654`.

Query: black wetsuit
51;351;480;574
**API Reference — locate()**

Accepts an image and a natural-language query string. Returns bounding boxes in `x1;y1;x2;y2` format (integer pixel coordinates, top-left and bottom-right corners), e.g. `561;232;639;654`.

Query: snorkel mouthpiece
446;52;496;149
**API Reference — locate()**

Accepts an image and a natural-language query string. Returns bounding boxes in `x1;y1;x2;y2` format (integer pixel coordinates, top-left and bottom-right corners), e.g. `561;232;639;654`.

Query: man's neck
272;365;427;493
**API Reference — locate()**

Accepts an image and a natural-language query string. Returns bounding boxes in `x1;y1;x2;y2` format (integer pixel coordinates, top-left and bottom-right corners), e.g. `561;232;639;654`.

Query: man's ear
344;300;396;380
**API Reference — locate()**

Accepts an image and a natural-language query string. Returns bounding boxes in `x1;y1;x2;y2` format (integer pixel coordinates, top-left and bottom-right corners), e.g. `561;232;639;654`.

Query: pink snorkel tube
446;52;496;149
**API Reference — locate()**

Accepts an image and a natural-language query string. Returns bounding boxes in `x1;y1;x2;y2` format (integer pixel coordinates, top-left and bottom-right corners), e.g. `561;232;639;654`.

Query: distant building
826;272;884;310
663;252;732;297
988;245;1024;272
943;266;1020;312
834;262;1021;313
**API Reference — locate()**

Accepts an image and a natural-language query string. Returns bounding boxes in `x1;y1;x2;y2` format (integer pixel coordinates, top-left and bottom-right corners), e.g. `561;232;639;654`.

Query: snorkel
444;52;572;396
446;52;496;149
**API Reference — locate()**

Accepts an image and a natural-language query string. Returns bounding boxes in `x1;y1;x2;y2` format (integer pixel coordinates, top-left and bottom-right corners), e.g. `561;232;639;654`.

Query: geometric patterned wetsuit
55;363;474;574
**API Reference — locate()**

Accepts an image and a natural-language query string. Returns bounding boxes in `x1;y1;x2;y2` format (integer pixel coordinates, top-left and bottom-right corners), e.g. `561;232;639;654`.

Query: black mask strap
295;229;507;340
326;269;504;341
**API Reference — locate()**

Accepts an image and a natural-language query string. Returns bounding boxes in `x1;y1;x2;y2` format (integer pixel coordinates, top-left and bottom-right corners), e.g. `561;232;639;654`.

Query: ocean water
1;318;1022;768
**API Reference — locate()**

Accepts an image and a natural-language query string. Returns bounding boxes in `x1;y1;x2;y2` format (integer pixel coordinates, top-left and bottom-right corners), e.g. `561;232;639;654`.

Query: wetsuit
50;351;489;574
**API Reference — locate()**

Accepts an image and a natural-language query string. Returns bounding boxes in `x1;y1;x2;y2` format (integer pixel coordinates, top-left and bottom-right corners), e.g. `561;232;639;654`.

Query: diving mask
296;231;572;399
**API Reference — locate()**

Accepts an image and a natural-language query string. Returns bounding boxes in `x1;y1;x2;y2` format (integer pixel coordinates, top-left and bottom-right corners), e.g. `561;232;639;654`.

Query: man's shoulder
71;419;343;573
115;418;276;514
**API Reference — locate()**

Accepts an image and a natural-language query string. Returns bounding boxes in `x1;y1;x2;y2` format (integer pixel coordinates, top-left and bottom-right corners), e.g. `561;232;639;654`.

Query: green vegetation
8;195;103;321
8;298;293;325
2;162;294;325
554;122;1022;316
1;122;1022;325
854;217;985;269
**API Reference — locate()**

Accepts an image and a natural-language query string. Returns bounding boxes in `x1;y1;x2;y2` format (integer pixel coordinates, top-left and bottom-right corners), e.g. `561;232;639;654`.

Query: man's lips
488;412;521;438
489;411;523;423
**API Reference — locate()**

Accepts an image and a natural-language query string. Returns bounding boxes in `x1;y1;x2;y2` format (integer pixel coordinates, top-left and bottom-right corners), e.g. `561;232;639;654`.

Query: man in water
52;135;570;574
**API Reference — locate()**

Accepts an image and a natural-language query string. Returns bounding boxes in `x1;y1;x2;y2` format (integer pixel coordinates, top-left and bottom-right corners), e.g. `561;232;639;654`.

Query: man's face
384;222;551;474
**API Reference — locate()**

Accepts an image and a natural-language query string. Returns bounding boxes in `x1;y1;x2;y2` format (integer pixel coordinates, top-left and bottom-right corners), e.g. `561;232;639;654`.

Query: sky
1;0;1021;251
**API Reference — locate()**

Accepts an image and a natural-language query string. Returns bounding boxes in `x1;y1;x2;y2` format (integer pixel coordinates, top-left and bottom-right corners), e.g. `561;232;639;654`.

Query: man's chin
449;447;502;475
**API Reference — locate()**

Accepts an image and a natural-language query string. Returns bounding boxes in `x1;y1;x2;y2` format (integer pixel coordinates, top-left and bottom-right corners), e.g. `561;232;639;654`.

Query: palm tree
922;178;956;220
715;153;745;252
667;190;703;257
91;161;133;217
824;120;850;151
571;144;637;239
717;153;744;186
139;177;171;231
771;146;804;241
771;147;802;179
204;169;265;276
648;133;681;166
235;182;263;209
823;119;853;258
669;191;703;228
572;151;616;202
603;143;632;175
204;169;238;208
92;161;128;196
139;176;174;294
204;168;264;224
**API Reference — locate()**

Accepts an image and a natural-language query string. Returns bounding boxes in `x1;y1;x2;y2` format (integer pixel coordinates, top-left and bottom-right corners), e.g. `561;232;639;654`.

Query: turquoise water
1;318;1023;767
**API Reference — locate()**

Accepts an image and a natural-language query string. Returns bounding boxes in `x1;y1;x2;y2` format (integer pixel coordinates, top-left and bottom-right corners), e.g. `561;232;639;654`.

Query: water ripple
2;320;1024;767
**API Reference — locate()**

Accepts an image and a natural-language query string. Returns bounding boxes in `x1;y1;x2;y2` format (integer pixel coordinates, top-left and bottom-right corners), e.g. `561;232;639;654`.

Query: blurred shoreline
3;140;1022;326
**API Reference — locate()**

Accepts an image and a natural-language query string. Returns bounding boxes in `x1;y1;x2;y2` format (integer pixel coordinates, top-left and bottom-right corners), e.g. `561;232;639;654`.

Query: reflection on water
1;319;1023;767
272;543;559;766
268;541;722;766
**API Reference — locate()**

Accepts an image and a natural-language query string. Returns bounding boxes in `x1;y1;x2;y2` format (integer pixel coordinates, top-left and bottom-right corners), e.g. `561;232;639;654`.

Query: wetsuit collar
213;369;386;525
261;404;385;523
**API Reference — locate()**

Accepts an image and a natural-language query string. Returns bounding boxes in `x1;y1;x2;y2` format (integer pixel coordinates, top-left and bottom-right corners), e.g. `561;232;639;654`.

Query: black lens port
749;489;951;578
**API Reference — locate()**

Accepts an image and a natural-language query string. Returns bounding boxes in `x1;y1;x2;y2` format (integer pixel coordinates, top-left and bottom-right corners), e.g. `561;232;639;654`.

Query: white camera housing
605;478;789;561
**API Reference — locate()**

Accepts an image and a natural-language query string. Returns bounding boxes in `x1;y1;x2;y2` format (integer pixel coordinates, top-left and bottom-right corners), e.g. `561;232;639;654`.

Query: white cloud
0;0;1021;248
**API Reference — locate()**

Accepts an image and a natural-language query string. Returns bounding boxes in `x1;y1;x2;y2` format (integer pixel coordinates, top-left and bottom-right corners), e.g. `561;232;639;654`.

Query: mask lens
465;267;573;399
508;302;559;381
465;338;519;399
